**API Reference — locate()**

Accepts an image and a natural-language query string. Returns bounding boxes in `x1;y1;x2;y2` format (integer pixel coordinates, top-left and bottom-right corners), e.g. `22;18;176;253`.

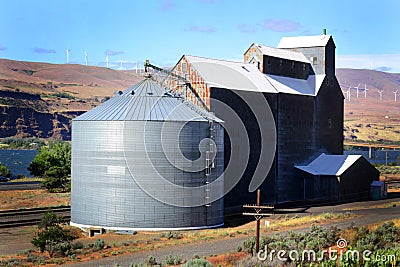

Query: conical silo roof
74;78;220;122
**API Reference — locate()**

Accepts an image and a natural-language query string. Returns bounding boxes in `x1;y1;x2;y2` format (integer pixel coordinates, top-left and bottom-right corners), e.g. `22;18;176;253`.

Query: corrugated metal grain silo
70;78;224;230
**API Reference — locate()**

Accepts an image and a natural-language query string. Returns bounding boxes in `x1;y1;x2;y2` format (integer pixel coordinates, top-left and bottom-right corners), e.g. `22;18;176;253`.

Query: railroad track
0;206;70;228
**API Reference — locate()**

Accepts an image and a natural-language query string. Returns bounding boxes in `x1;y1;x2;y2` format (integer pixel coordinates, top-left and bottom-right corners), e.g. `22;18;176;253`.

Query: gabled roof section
184;55;279;93
295;153;362;176
183;55;325;96
278;35;332;49
253;43;310;63
265;74;325;96
74;78;221;122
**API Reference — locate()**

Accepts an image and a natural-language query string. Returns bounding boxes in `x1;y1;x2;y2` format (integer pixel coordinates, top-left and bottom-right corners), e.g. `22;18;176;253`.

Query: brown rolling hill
0;58;143;99
0;58;399;143
0;58;143;139
336;69;400;144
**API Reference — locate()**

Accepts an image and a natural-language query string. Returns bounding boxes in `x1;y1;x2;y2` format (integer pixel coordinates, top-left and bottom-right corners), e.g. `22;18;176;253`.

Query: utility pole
256;189;260;252
243;189;274;253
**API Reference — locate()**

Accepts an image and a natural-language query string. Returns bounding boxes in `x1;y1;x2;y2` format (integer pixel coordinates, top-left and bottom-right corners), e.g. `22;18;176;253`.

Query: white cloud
336;54;400;73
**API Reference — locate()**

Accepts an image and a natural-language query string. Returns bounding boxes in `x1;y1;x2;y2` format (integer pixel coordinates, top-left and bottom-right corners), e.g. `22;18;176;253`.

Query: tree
31;210;77;257
0;162;11;178
28;141;71;192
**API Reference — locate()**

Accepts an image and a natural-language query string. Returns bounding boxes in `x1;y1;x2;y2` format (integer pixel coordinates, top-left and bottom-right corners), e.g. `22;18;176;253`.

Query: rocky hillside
0;58;143;140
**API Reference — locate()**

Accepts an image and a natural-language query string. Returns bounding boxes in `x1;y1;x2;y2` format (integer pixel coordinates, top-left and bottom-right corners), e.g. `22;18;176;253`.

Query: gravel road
0;181;41;191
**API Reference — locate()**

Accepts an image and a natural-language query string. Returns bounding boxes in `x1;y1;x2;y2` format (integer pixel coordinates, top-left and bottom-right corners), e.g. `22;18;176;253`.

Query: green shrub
1;258;20;266
31;211;77;257
355;221;400;251
93;239;105;251
147;255;158;266
57;241;71;256
28;141;71;192
129;262;147;267
183;258;213;267
242;236;255;255
26;253;46;264
49;92;76;99
160;231;183;239
0;162;11;178
1;137;46;150
71;241;84;250
165;254;183;265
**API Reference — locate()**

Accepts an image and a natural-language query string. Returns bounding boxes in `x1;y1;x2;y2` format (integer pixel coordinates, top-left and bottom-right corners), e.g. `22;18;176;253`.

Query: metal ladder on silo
205;114;216;207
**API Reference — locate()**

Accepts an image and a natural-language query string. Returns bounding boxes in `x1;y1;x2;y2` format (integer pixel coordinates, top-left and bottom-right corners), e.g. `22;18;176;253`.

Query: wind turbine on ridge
346;86;351;102
85;51;88;66
378;89;384;101
120;60;125;70
355;83;361;98
393;89;399;102
105;51;109;68
364;84;368;98
66;49;70;64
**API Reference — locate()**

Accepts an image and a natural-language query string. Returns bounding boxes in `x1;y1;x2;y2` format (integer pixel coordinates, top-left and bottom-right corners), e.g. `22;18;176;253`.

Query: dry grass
283;212;351;225
343;201;400;211
0;189;70;210
343;95;400;143
344;119;400;143
9;177;44;183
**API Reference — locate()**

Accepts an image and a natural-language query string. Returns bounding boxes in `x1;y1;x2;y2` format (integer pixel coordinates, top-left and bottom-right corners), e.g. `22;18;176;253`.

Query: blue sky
1;0;400;72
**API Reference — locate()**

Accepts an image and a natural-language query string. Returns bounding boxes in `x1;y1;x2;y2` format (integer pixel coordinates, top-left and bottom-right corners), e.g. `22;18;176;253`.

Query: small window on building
310;56;317;65
291;61;295;69
303;64;307;71
182;63;187;73
257;61;261;70
280;59;283;67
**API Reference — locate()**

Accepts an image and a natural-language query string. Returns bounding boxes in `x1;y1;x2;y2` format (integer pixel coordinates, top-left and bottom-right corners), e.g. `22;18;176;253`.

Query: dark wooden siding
315;77;344;155
263;55;310;79
210;88;278;211
276;93;316;202
339;157;380;201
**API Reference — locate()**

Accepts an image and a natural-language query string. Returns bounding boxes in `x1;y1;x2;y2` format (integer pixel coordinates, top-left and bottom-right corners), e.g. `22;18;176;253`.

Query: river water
0;150;38;177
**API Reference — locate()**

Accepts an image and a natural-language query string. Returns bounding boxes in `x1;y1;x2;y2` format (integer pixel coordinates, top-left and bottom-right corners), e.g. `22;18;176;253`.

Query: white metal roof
265;74;326;96
184;55;278;93
295;153;362;176
277;35;332;49
74;78;221;122
184;55;325;96
254;43;310;63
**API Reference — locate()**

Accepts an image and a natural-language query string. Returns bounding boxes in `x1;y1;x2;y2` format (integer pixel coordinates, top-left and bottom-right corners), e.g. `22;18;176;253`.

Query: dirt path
64;206;400;267
0;226;36;255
